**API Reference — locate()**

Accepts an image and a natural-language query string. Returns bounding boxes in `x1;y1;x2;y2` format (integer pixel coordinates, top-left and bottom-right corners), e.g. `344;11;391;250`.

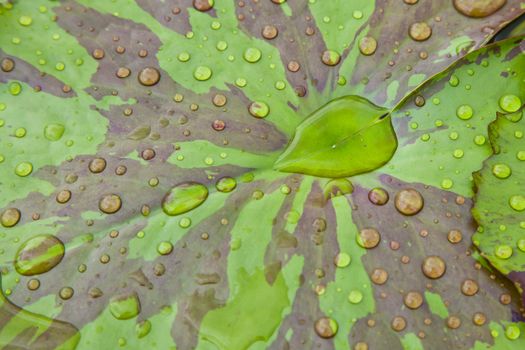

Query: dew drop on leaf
314;317;338;338
109;292;141;320
499;94;522;113
492;163;511;179
162;182;209;216
0;207;21;228
453;0;506;18
14;234;65;276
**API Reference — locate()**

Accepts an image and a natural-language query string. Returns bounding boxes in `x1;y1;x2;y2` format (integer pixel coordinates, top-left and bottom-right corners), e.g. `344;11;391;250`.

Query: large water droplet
162;182;209;216
44;123;65;141
15;234;65;276
453;0;506;18
109;292;141;320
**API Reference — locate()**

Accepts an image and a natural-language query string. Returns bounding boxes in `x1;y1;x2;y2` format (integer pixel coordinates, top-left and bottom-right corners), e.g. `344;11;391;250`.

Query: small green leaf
274;96;397;178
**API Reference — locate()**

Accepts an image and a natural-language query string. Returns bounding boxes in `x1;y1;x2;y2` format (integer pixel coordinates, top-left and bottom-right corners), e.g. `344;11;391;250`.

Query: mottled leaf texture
1;0;525;350
473;114;525;303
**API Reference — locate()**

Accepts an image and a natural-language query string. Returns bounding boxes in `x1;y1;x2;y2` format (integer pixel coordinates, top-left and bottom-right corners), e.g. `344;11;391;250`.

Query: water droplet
44;123;65;141
216;177;237;193
193;0;214;11
15;161;33;177
409;22;432;41
370;268;388;284
352;10;363;19
59;286;74;300
499;94;522;113
262;25;278;39
461;279;479;296
421;256;446;279
348;290;363;304
453;0;506;18
193;66;212;81
136;320;152;339
92;48;105;60
314;317;338;338
368;187;389;205
391;316;407;332
248;101;269;118
99;194;122;214
1;58;15;72
509;195;525;212
394;189;424;215
334;253;351;268
157;241;173;255
162;182;209;216
15;234;65;275
358;37;377;56
492;163;511;179
110;292;141;320
494;244;513;259
1;208;21;228
447;316;461;329
18;15;33;26
138;67;161;86
473;312;487;326
447;229;463;243
404;291;423;309
212;94;227;107
89;157;106;173
456;104;473;120
243;48;262;63
321;50;341;66
178;52;191;62
9;82;21;95
505;324;521;340
357;228;381;249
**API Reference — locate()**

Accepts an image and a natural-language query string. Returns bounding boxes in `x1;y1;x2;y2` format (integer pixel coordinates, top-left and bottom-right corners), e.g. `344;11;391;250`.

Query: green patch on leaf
275;95;397;178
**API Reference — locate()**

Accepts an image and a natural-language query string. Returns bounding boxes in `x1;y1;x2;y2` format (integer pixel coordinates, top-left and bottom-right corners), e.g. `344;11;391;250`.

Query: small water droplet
162;182;209;216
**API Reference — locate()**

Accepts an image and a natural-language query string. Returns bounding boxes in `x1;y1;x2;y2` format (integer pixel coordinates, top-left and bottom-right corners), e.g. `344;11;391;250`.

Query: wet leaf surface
1;0;525;349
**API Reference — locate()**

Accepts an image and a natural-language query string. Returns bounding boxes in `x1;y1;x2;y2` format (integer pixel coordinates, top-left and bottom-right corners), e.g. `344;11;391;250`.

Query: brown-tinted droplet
404;291;423;309
368;187;389;205
89;157;107;173
395;189;424;216
472;312;487;326
321;50;341;66
212;94;227;107
453;0;506;18
154;263;166;276
56;190;72;204
138;67;161;86
138;49;148;57
404;0;419;4
446;316;461;329
1;208;21;228
314;317;338;338
409;22;432;41
59;286;74;300
313;217;327;232
354;342;368;350
287;60;300;72
357;228;381;249
99;194;122;214
115;165;127;175
370;268;388;285
422;256;446;279
500;293;512;305
359;37;378;56
92;48;105;59
141;148;156;161
27;278;40;291
461;279;479;296
414;95;426;107
391;316;407;332
193;0;214;11
212;119;226;131
1;58;15;72
262;25;278;39
447;229;463;244
89;287;104;298
116;67;131;78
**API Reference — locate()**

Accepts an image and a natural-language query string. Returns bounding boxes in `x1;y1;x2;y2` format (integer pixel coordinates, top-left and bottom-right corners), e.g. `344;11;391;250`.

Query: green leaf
386;36;525;197
274;95;397;178
472;113;525;301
